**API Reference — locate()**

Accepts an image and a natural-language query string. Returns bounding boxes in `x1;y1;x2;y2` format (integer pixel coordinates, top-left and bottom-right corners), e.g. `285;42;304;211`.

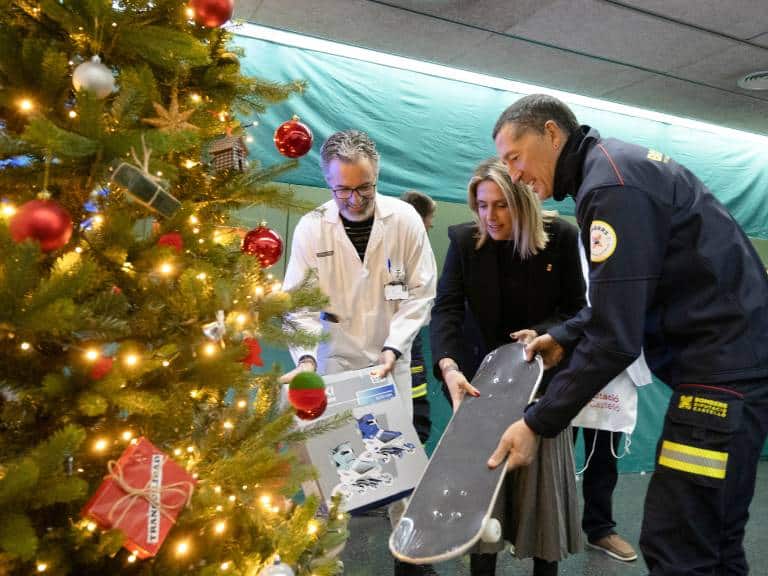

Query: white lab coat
282;194;437;409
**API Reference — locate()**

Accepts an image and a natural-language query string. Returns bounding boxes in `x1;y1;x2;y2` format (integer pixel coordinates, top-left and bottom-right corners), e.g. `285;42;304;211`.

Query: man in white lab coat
281;130;437;407
280;130;438;576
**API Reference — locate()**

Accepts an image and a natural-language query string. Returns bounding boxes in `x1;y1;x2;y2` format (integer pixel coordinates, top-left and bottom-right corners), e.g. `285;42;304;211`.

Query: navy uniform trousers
640;379;768;575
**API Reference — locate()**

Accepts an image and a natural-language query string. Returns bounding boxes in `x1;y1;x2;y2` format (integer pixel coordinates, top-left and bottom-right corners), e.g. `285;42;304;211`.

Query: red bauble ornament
241;226;283;269
10;199;73;252
158;232;183;253
288;372;327;420
289;388;326;412
188;0;233;27
295;396;327;421
273;117;313;158
89;356;114;380
241;337;264;368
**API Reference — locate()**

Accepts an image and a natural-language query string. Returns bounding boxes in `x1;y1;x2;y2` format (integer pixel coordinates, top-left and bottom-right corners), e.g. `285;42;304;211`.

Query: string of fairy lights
3;2;335;572
2;199;322;573
2;176;313;574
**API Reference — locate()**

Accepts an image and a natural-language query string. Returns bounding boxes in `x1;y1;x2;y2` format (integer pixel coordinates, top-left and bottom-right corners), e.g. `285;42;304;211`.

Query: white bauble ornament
258;556;295;576
72;56;115;99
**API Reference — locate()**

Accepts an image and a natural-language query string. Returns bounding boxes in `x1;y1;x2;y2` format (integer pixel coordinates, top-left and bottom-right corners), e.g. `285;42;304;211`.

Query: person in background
280;130;438;576
488;93;768;576
401;189;438;445
430;158;584;576
571;427;636;560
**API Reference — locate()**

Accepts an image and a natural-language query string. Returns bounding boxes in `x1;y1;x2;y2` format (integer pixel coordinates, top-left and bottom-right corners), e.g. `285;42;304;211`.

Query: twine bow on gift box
105;458;195;528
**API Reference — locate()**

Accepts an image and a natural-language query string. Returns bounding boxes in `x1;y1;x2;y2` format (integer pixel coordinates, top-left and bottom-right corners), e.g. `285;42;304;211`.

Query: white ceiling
236;0;768;135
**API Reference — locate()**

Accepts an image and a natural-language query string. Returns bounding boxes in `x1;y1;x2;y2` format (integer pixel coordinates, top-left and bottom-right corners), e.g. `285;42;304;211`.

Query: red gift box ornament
81;438;196;558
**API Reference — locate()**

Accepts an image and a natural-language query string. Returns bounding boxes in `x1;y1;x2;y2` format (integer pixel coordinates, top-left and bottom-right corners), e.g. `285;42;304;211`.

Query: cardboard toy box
299;367;428;512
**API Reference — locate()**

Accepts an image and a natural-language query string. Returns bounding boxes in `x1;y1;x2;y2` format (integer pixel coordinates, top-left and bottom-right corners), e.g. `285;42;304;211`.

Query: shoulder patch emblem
647;149;663;162
647;149;671;163
590;220;617;262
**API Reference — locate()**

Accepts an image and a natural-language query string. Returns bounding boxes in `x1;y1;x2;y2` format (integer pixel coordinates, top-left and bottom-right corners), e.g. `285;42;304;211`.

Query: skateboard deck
389;342;543;564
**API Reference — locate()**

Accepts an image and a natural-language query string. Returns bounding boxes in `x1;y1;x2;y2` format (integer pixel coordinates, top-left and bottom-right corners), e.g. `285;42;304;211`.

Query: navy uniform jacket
525;127;768;438
431;219;585;383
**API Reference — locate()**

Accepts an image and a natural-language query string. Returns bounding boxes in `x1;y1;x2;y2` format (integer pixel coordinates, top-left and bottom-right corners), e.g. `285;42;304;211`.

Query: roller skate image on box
356;413;416;462
329;441;393;498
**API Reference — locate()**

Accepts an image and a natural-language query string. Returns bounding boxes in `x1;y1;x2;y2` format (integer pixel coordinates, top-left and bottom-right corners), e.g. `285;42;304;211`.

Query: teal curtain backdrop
237;33;768;470
237;33;768;239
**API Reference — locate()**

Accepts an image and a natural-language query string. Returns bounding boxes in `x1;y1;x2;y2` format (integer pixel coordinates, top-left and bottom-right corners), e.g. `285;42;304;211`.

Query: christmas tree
0;1;348;574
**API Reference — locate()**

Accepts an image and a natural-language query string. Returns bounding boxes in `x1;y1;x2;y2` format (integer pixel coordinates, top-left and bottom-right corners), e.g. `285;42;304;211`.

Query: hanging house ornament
209;134;248;173
72;56;116;99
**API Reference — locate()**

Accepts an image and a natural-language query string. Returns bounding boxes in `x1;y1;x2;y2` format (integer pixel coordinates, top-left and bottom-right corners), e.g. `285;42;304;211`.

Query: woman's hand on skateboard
487;418;537;470
439;358;479;413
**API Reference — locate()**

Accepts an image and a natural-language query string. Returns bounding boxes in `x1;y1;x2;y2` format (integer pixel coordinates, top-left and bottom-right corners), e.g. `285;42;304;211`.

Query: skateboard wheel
481;518;502;543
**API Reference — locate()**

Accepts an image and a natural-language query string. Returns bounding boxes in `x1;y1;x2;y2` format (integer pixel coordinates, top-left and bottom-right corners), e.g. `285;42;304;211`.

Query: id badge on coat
385;282;409;300
385;261;409;300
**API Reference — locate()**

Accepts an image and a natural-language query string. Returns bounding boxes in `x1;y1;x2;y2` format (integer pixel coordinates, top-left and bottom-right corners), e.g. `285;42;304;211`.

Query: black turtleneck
552;125;594;201
494;239;529;345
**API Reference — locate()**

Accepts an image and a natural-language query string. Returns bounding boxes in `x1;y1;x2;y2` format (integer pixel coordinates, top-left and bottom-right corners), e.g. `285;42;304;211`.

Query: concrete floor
340;461;768;575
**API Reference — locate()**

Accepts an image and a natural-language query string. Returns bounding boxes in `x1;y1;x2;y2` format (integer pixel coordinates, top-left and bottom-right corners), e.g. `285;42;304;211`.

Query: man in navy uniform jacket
487;94;768;576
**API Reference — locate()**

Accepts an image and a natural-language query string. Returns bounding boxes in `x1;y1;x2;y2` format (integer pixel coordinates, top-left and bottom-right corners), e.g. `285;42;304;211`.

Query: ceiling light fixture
738;71;768;91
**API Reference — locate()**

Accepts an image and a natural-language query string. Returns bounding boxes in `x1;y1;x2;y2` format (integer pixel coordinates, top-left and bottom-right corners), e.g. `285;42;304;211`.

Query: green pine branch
0;1;349;572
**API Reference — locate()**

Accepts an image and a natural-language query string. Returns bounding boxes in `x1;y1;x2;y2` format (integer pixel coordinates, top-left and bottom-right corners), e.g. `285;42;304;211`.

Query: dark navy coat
431;218;585;383
526;127;768;437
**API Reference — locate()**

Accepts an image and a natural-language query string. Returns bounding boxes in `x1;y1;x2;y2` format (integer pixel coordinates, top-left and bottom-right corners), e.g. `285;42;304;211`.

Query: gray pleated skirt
474;426;583;562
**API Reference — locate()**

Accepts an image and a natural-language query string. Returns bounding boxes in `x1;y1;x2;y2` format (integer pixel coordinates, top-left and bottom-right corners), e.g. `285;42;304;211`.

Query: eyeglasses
331;183;377;199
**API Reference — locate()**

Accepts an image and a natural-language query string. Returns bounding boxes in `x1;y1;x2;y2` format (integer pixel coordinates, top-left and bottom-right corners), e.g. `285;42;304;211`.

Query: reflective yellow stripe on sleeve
658;440;728;479
411;383;427;399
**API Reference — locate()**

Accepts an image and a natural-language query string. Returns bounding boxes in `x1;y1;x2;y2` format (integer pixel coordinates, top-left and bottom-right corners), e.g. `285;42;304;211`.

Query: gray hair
320;130;380;175
492;94;580;140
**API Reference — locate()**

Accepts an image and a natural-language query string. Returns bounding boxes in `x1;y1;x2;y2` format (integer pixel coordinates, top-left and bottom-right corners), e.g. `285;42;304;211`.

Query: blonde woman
430;158;583;576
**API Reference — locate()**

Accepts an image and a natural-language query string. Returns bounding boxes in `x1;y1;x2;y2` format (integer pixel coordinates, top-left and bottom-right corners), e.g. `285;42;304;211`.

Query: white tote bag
570;242;651;434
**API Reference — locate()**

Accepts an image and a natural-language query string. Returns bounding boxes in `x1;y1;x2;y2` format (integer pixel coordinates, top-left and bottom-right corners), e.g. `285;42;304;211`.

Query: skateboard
389;342;543;564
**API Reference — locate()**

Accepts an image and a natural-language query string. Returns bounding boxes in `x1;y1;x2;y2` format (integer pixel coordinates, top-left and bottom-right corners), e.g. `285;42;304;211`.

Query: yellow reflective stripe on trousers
411;383;427;398
658;440;728;479
410;365;424;374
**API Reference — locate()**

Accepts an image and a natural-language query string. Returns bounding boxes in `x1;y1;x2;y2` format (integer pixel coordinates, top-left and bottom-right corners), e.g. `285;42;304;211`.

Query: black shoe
532;557;557;576
394;559;438;576
470;553;497;576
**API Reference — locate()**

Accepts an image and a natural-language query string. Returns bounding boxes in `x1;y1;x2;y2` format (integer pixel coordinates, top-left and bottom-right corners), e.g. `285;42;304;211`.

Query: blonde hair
467;158;555;257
